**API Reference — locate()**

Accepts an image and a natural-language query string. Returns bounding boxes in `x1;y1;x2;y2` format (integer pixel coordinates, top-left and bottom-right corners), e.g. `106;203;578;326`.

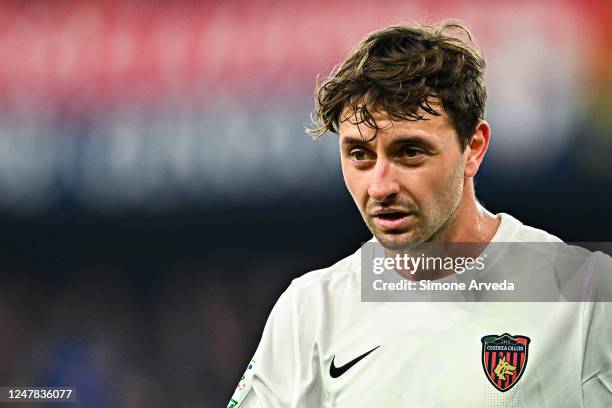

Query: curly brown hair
309;21;487;150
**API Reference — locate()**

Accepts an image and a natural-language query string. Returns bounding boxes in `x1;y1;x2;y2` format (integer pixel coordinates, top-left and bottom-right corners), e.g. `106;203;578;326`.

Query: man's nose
367;158;400;202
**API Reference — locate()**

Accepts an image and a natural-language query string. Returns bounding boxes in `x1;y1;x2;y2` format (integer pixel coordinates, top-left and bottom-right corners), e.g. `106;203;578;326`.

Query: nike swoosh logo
329;346;380;378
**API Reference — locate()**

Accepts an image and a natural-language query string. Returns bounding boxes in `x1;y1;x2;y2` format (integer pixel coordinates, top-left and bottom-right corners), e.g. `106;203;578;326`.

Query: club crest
481;333;530;392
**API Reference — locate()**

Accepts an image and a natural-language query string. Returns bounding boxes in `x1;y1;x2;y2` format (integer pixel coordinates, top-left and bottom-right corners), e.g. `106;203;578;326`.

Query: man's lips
370;211;414;230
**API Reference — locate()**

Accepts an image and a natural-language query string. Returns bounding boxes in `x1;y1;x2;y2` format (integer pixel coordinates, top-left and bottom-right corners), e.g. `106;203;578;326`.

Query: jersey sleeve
227;286;321;408
581;251;612;407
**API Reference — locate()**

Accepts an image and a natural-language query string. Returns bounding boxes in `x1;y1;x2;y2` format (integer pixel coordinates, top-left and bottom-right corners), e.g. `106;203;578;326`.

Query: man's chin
372;230;425;250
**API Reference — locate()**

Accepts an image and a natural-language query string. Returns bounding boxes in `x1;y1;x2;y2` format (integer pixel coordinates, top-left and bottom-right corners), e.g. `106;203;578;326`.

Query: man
227;22;612;407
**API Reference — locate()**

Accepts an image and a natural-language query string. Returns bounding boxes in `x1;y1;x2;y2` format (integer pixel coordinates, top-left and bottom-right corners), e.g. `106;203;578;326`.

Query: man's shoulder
497;212;564;243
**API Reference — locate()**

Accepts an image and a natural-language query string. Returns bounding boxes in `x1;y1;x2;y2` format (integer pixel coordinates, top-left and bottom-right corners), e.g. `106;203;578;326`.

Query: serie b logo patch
481;333;530;392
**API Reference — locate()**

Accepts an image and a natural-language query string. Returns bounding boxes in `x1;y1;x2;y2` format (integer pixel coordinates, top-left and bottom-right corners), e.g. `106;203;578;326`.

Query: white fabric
228;213;612;407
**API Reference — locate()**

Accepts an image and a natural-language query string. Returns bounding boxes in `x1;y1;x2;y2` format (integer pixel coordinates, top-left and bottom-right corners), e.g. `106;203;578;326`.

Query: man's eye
403;147;424;158
350;150;368;161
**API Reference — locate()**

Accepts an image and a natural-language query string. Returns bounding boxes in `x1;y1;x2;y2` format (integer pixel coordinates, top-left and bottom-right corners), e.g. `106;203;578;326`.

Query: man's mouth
371;211;414;230
375;212;407;220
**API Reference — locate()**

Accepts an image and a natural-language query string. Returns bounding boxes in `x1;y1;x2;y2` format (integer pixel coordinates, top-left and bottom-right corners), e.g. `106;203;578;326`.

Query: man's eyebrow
391;135;434;147
341;136;371;146
341;135;435;147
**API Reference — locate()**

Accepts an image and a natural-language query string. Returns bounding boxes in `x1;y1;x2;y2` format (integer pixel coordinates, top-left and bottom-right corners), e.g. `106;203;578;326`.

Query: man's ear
464;120;490;178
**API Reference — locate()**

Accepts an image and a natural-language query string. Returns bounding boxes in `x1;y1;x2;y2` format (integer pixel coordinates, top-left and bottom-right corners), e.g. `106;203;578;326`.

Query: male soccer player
227;22;612;407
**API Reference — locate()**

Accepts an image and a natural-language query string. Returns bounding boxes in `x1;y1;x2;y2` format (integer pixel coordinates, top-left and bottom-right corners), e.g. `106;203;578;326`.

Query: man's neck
432;180;500;243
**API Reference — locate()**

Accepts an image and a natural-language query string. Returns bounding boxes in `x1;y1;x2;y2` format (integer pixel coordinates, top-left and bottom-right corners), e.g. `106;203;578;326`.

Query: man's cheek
344;180;365;212
343;171;364;199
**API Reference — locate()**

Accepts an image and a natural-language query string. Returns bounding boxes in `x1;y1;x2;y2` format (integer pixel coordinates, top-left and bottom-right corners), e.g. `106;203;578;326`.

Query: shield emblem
481;333;530;392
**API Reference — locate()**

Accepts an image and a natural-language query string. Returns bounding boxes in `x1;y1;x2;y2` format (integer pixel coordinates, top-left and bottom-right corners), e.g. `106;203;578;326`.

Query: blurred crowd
0;243;324;407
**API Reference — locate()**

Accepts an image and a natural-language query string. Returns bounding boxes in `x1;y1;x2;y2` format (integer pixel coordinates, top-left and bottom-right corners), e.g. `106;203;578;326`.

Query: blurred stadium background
0;0;609;406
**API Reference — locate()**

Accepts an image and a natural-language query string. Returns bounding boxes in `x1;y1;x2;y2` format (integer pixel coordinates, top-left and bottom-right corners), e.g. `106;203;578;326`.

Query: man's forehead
338;105;451;140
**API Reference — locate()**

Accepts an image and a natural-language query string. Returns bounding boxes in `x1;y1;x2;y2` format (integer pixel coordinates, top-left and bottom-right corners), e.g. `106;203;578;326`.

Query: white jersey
228;213;612;407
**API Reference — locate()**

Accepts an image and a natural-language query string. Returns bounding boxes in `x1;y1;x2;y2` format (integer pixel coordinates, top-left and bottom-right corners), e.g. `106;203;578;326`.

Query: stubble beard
366;175;465;251
366;208;452;251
